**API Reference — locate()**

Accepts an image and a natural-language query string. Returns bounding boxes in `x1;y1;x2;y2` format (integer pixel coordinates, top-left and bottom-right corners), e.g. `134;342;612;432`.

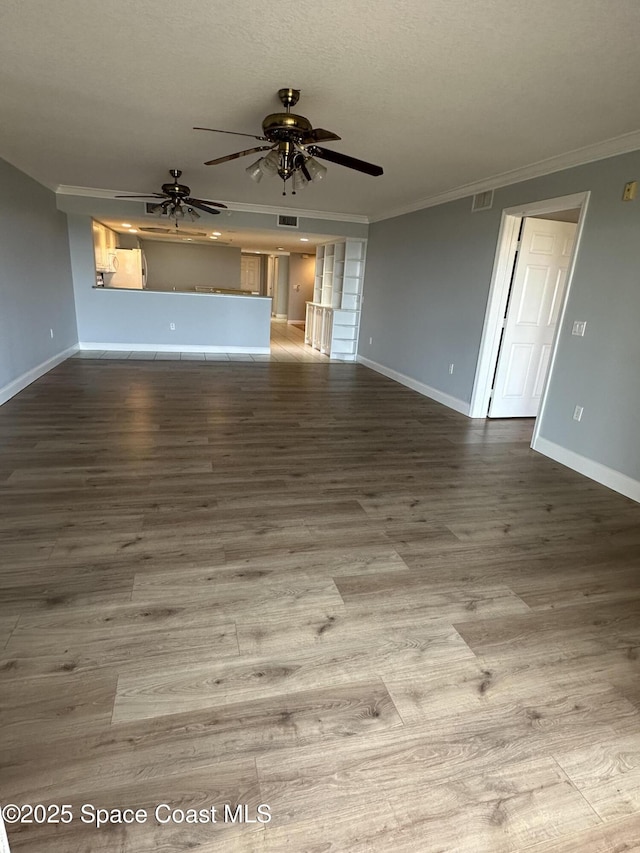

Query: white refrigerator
109;248;146;289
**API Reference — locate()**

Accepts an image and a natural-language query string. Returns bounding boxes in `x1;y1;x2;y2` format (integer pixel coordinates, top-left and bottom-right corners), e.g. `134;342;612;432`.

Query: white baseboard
0;344;78;407
287;320;305;327
357;355;471;416
533;435;640;504
79;342;270;354
274;314;288;320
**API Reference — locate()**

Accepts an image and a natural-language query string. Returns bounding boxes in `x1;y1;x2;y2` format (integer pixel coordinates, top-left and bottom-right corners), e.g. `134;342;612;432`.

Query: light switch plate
572;320;587;337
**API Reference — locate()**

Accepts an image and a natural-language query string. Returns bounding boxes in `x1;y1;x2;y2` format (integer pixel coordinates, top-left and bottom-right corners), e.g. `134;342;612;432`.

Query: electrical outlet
169;322;176;331
622;180;637;201
573;405;584;422
572;320;587;337
449;363;455;375
49;328;54;339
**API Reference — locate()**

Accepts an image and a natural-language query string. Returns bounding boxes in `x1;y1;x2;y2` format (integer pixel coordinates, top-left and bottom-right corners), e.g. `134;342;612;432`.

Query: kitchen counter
93;285;267;299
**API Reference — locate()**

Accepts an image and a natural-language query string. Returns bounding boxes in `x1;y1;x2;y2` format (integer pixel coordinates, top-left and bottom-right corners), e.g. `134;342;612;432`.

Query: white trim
533;436;640;504
55;185;369;224
78;342;270;354
469;191;590;420
468;211;520;418
358;355;470;415
497;192;589;218
0;344;78;407
370;130;640;222
530;195;591;446
0;811;11;852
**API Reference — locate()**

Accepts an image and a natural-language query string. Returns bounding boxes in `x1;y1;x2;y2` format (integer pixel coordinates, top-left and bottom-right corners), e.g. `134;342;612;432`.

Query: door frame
469;192;590;432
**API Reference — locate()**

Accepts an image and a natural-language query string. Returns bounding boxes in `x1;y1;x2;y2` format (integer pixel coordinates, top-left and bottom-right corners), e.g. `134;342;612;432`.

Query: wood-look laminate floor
1;358;640;852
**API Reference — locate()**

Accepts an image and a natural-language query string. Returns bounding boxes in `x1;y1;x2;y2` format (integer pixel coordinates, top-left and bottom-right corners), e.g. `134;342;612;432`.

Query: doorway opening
469;192;590;443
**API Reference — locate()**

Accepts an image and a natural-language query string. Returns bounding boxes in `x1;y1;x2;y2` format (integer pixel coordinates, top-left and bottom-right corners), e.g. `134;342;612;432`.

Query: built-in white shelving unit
305;238;366;361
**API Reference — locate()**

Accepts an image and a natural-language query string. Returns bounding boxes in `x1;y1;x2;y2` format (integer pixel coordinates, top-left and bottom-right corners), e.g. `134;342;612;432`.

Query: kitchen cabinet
305;238;366;361
92;220;118;273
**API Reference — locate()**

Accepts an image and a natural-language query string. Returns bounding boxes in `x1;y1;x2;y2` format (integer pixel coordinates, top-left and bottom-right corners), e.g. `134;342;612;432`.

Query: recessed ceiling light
277;247;284;251
128;229;137;233
212;231;222;236
209;236;218;240
300;237;309;242
122;222;132;228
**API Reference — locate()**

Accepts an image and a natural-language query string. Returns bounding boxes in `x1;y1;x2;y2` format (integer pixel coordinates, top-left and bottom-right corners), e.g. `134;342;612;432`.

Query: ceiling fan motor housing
161;181;191;198
261;112;313;142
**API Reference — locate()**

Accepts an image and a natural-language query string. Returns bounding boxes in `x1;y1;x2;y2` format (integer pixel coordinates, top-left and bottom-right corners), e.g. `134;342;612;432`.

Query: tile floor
72;320;339;363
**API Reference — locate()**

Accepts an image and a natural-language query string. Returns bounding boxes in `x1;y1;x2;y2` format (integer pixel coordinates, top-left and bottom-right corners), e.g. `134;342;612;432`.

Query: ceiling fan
194;89;384;195
115;169;227;221
139;227;208;236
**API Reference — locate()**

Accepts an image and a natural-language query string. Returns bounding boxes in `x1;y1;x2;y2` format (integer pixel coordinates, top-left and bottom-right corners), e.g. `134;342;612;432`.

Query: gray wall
360;148;640;483
67;214;270;350
0;157;77;397
288;253;315;322
117;232;140;249
141;239;241;290
275;255;290;317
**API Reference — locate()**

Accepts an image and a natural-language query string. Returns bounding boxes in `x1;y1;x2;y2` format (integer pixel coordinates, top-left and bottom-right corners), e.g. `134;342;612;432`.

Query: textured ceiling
1;0;640;217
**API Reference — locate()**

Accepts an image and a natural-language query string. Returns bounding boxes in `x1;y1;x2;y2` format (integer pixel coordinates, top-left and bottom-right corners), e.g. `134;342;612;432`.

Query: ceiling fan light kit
195;88;383;195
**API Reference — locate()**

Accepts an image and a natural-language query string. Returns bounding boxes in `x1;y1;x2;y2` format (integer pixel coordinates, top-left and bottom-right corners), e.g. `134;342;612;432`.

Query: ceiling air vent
277;214;299;228
471;190;494;212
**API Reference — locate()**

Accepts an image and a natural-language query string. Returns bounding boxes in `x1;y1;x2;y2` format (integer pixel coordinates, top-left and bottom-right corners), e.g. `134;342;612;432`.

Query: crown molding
221;200;369;224
54;185;369;224
369;129;640;223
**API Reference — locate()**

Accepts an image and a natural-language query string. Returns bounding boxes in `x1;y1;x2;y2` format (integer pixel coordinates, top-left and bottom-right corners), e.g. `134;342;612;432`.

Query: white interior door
240;255;261;292
489;217;576;418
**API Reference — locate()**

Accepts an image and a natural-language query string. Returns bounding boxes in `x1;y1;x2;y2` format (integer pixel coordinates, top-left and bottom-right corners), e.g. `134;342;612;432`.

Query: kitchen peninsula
83;287;271;353
74;214;271;354
68;215;271;354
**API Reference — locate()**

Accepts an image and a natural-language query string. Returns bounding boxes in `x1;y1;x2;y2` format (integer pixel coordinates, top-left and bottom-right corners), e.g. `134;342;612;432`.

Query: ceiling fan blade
204;146;273;166
300;163;312;182
114;193;166;198
187;196;228;209
184;200;221;215
302;128;342;144
310;146;384;177
194;126;267;141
